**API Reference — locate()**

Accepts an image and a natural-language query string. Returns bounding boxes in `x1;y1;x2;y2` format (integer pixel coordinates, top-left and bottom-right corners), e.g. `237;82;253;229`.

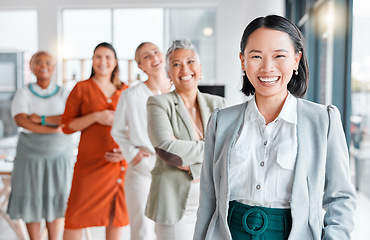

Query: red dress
62;79;129;228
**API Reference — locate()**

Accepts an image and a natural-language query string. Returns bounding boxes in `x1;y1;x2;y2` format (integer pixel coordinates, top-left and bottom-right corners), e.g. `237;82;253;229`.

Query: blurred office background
0;0;369;239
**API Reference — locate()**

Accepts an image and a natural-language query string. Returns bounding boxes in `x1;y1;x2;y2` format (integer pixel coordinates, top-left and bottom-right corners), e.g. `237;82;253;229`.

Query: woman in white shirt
7;51;74;240
193;15;356;240
111;42;171;240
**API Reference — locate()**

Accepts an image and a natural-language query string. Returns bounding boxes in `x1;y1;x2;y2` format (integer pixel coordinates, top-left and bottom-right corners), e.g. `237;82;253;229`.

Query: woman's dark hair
90;42;123;89
240;15;309;98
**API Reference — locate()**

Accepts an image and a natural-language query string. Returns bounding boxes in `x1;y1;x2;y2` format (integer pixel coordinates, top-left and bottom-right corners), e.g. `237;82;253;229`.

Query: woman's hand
177;165;191;173
54;126;63;133
105;148;125;163
132;148;151;166
95;110;115;126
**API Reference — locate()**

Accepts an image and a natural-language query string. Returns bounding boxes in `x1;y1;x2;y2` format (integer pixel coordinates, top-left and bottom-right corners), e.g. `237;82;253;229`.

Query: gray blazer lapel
197;91;212;132
173;91;195;140
290;99;307;207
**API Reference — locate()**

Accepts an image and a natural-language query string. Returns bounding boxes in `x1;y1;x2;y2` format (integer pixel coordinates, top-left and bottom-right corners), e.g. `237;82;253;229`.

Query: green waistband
229;201;291;215
228;201;292;236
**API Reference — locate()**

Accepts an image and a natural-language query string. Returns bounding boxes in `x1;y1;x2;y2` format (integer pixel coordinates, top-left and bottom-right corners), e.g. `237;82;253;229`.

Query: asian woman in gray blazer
194;15;356;240
146;39;226;240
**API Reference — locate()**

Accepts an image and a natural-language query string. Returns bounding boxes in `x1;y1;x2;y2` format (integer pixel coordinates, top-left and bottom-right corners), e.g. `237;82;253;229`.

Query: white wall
0;0;284;105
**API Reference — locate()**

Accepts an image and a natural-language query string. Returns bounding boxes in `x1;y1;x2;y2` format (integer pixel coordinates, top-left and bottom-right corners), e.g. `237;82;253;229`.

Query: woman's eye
276;55;286;58
173;63;180;67
144;55;149;59
251;55;261;59
188;60;194;64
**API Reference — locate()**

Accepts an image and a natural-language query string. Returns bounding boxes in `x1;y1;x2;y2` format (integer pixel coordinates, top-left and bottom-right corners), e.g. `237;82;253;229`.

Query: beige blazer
145;90;226;224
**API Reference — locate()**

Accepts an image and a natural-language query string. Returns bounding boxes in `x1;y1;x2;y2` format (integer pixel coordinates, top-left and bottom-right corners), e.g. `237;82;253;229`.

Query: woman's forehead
245;28;294;52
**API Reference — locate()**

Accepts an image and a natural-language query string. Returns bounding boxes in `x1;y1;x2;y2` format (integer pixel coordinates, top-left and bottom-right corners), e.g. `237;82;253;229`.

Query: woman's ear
137;62;143;72
294;51;302;69
239;52;246;72
200;64;202;80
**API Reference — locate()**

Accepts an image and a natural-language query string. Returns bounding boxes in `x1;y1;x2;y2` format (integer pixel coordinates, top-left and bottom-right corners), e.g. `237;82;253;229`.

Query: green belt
228;201;292;239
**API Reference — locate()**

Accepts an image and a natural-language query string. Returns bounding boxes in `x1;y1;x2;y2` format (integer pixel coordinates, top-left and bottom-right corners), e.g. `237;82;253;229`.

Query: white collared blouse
229;92;298;208
111;82;156;175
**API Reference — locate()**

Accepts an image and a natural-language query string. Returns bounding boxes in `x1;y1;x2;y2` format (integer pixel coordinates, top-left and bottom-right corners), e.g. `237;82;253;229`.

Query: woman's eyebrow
248;49;288;54
248;49;262;54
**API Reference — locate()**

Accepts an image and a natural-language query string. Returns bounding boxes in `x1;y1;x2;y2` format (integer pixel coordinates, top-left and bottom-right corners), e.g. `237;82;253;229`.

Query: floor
0;220;131;240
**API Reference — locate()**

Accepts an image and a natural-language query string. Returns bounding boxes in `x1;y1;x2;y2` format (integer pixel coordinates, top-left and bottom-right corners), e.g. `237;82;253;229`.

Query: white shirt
11;82;70;133
229;93;298;208
111;82;156;175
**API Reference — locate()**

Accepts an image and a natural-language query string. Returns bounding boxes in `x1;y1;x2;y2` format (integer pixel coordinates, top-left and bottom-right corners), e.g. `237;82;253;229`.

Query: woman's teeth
259;77;279;83
181;75;192;81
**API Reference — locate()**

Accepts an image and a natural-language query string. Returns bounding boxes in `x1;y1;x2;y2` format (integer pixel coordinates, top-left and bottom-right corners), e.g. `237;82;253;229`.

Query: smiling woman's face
167;48;201;94
32;54;55;81
92;46;117;78
137;43;165;75
240;27;301;100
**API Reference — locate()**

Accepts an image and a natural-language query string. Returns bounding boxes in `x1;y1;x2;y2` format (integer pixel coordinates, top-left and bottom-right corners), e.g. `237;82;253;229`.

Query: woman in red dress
62;42;129;240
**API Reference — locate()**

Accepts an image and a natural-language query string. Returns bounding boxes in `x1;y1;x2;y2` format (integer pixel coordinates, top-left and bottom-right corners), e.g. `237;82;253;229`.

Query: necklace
28;83;60;98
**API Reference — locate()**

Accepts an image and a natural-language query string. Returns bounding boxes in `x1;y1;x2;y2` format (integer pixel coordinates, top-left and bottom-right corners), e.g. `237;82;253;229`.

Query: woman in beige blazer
145;39;226;240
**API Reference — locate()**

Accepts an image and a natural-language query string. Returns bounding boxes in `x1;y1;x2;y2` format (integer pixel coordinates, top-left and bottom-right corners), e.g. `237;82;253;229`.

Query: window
61;8;216;85
0;10;38;85
351;0;370;196
62;9;112;84
0;10;37;137
113;8;164;83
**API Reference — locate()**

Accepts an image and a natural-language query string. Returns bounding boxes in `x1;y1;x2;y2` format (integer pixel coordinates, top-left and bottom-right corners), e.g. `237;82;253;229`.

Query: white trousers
155;182;200;240
125;162;156;240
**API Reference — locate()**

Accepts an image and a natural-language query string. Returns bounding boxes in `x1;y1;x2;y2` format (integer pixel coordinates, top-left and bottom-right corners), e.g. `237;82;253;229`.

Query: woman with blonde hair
112;42;171;240
7;51;74;240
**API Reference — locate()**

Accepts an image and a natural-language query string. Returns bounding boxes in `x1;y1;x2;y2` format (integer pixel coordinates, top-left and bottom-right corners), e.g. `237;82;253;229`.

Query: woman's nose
180;63;190;72
260;58;275;72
